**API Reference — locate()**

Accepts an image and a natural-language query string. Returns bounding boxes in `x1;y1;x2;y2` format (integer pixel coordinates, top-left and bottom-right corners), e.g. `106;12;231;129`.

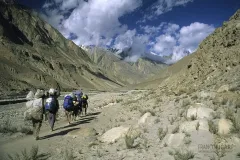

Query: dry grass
169;149;195;160
196;122;200;131
190;114;197;121
0;119;18;134
116;98;123;103
154;118;160;124
64;149;75;160
208;120;218;134
158;127;168;140
172;125;180;134
125;127;141;149
224;108;234;121
168;116;177;125
140;109;156;116
230;114;240;133
8;146;49;160
236;152;240;158
181;99;191;108
211;111;221;119
184;138;192;145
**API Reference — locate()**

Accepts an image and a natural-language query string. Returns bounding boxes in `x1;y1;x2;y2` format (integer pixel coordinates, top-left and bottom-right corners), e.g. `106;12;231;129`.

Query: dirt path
0;112;100;159
0;91;129;159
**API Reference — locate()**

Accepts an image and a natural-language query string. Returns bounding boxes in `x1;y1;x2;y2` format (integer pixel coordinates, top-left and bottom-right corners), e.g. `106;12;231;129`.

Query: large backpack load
45;97;58;113
63;95;74;110
24;89;45;121
24;98;44;121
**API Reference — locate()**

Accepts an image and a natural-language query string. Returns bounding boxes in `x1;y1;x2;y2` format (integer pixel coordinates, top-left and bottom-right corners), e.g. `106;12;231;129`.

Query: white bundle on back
24;89;44;121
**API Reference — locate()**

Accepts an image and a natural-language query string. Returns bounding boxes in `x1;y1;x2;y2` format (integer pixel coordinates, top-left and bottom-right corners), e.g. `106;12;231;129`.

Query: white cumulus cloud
150;22;215;64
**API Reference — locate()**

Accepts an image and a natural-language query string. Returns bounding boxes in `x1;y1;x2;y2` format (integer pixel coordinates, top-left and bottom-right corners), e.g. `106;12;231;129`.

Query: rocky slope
135;9;240;92
158;9;240;93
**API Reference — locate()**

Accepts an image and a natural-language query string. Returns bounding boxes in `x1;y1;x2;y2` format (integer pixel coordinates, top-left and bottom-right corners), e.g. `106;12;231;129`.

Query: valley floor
0;89;240;160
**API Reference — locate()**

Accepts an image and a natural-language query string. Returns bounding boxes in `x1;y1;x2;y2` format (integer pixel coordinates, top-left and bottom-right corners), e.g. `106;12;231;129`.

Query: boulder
66;127;97;138
26;91;34;100
99;126;129;143
187;104;214;119
180;120;209;132
162;133;185;147
218;119;233;135
197;107;214;119
138;112;152;125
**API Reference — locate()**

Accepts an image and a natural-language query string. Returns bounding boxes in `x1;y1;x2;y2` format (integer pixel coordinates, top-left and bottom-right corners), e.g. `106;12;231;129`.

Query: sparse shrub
196;122;200;131
178;109;185;117
172;125;180;134
184;138;191;145
116;99;123;103
211;111;221;119
64;149;74;160
214;136;226;159
212;105;219;111
208;120;218;134
155;98;162;104
119;118;125;122
158;127;168;140
0;119;18;134
234;99;240;108
181;99;191;108
191;95;198;100
130;105;138;111
169;149;195;160
168;116;176;125
143;128;148;133
96;150;103;158
8;146;49;160
231;115;240;133
125;127;141;149
140;109;156;116
19;126;33;135
154;118;160;124
88;141;99;148
184;131;191;137
164;143;168;147
190;114;197;121
224;108;234;121
221;98;228;105
236;152;240;158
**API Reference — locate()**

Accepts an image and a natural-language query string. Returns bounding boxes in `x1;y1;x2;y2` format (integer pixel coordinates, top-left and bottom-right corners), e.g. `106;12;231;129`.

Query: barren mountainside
0;2;166;94
136;9;240;92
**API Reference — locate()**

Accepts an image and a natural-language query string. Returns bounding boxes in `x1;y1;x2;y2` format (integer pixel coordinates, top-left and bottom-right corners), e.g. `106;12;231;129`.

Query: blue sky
17;0;240;63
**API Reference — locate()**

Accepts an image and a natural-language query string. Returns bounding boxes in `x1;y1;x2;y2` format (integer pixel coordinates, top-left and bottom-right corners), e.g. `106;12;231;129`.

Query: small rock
138;112;152;125
26;91;34;100
218;119;233;135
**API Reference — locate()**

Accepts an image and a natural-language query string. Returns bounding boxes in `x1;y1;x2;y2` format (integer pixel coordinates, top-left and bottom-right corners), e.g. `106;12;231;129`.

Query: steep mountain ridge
0;2;122;93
